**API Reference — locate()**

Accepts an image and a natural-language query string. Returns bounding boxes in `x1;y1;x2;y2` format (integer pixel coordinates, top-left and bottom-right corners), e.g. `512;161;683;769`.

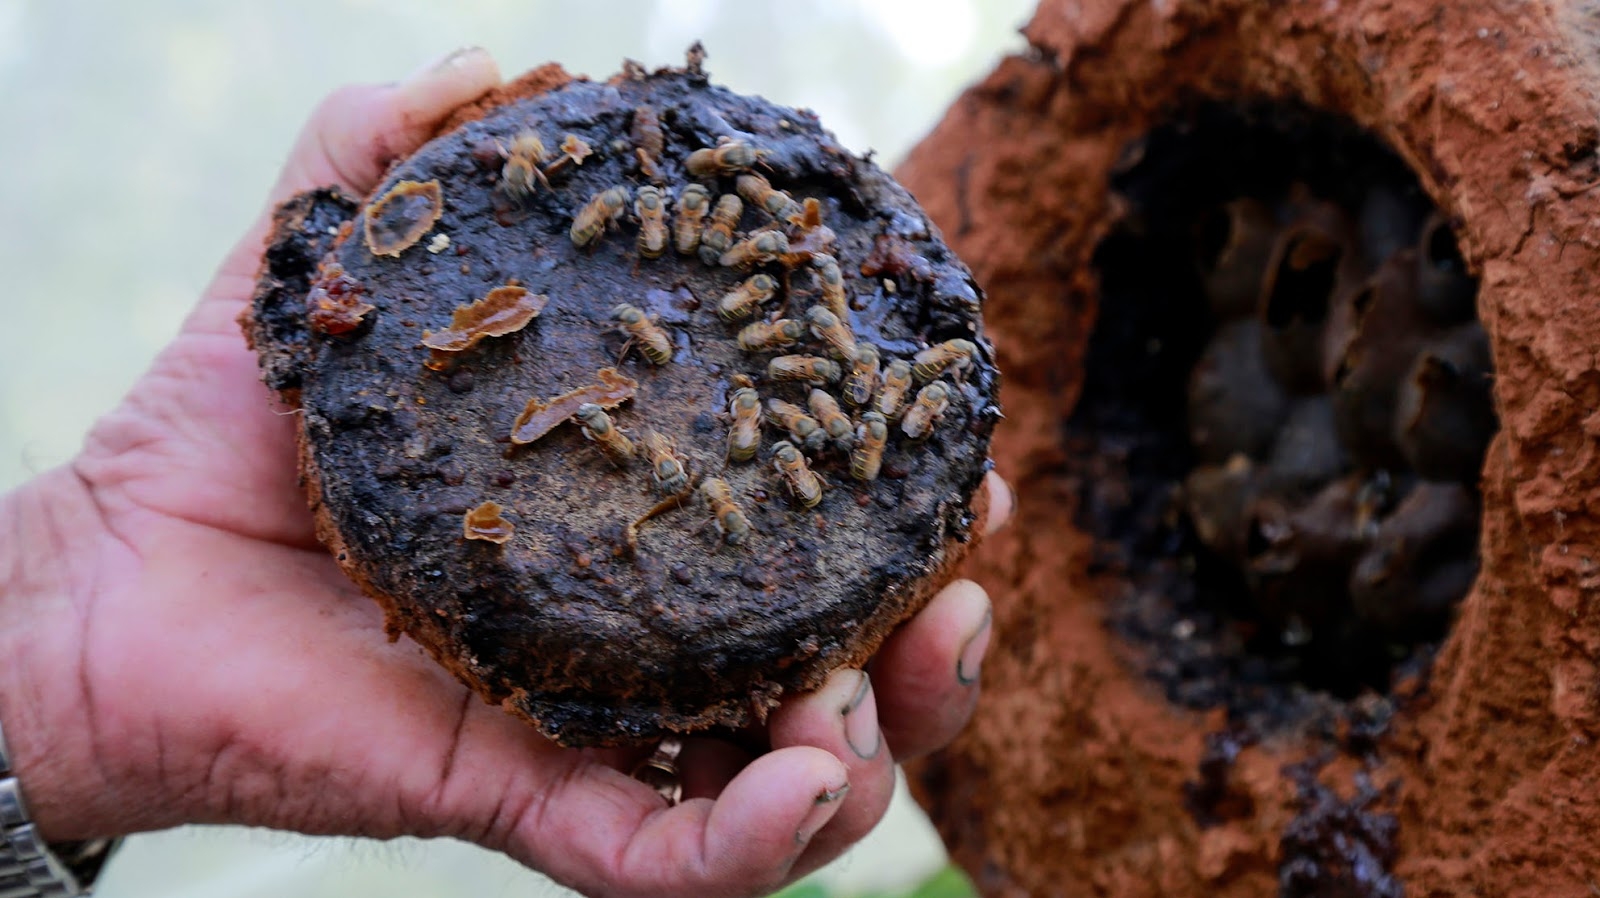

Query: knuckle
314;83;379;119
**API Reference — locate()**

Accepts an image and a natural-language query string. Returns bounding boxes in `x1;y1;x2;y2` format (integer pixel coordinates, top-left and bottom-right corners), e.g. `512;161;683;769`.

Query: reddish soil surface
898;1;1600;895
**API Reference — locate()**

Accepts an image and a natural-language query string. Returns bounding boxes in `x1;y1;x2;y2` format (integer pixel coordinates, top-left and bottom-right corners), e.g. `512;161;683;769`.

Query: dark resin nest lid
244;58;999;747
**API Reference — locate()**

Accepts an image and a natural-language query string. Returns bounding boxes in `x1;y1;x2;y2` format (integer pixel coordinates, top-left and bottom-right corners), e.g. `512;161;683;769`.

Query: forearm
0;468;117;840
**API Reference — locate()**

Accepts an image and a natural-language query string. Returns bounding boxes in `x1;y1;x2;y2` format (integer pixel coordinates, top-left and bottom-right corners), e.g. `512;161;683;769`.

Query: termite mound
898;0;1600;895
244;54;998;748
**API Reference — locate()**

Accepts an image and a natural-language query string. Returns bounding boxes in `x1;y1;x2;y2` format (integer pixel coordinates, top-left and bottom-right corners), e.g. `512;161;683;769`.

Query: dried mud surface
898;0;1600;895
246;64;997;747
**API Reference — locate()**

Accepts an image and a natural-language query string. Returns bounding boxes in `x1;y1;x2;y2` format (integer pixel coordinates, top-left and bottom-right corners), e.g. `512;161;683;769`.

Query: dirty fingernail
796;782;850;845
984;471;1015;535
957;608;993;685
841;671;882;760
406;46;492;84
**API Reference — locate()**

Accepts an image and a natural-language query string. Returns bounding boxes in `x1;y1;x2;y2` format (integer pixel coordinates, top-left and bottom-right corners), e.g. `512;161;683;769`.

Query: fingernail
984;471;1016;535
406;46;491;84
796;782;850;845
957;609;993;686
841;671;882;760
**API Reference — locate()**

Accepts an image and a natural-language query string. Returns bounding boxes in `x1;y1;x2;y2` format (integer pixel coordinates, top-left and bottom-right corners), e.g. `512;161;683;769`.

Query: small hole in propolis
1077;102;1494;720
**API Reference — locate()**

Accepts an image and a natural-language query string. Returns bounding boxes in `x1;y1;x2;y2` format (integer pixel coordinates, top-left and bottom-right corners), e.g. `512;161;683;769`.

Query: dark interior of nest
1076;102;1494;725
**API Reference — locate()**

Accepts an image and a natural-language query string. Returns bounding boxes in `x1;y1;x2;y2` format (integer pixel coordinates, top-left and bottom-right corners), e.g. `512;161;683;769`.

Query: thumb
269;47;501;209
198;47;501;331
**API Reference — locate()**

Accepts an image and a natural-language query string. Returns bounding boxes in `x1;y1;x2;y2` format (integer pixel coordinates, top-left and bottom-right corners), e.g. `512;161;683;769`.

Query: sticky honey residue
511;367;639;445
365;179;444;257
464;500;514;543
779;199;838;265
306;261;375;335
860;234;933;280
421;286;548;364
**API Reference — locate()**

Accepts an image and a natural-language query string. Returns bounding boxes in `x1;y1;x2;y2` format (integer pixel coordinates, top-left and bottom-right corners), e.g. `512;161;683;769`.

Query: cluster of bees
484;115;977;547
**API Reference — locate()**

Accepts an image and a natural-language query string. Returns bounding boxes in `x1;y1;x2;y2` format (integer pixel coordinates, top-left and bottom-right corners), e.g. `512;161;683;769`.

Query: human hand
0;47;1009;898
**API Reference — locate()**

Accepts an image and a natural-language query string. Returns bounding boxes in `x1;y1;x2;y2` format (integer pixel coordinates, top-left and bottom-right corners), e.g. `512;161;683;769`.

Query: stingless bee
772;441;824;508
644;432;690;495
805;305;857;359
575;402;635;466
700;478;753;546
813;255;849;319
768;354;842;386
636;148;664;183
901;382;951;441
699;194;744;265
612;303;674;365
686;139;762;177
720;230;789;268
717;273;779;322
499;130;551;202
792;196;824;231
632;104;665;160
736;317;805;352
911;339;979;383
736;173;803;222
842;344;880;408
766;398;829;454
808;389;855;451
876;359;914;420
570;186;630;246
850;411;889;481
634;186;669;259
673;184;711;255
726;387;762;462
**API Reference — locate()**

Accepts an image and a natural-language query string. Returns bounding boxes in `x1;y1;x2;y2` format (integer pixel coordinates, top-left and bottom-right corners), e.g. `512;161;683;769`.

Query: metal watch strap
0;717;118;897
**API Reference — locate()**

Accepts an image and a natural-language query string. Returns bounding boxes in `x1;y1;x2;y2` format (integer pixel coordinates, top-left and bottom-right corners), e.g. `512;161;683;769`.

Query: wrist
0;468;118;841
1;719;120;895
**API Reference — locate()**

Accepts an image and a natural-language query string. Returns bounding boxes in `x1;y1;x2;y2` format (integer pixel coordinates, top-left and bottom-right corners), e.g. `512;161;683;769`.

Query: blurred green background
0;1;1031;895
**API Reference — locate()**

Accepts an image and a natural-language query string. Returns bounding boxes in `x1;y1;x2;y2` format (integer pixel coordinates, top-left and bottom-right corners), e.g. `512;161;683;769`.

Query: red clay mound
898;1;1600;895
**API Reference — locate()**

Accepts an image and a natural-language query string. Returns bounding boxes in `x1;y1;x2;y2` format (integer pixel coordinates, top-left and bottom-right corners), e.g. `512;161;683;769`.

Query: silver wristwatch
0;719;119;897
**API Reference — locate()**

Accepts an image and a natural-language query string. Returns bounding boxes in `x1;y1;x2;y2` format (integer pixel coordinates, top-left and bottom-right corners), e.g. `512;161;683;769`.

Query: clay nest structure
244;55;998;747
1095;104;1492;718
897;1;1600;896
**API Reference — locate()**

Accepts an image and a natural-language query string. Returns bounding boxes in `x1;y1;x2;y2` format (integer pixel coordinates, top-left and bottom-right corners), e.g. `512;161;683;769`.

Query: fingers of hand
869;578;992;761
207;48;500;326
766;669;896;879
518;747;847;898
673;738;755;803
271;47;500;207
982;469;1015;536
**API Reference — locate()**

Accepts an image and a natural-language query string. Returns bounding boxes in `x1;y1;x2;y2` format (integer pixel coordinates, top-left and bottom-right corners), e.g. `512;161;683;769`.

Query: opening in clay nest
1084;103;1492;721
